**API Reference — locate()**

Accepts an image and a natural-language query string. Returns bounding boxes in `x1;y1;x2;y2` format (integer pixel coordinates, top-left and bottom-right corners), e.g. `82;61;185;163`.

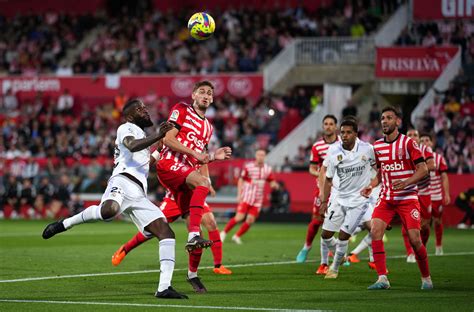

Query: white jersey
111;122;150;192
325;139;376;208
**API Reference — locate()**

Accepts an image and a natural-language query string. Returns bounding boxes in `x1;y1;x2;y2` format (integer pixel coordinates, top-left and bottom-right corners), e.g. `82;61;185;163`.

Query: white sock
158;238;175;292
378;274;388;282
303;243;311;250
188;270;198;279
320;237;337;265
188;231;200;241
63;205;102;229
331;239;349;272
351;233;371;255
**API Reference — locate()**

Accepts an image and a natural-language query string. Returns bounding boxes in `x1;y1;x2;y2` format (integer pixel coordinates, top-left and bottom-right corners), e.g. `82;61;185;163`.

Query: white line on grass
1;251;473;284
0;299;325;312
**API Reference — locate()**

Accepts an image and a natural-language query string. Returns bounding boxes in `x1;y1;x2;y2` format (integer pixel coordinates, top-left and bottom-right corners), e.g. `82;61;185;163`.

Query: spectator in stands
455;188;474;229
342;99;358;117
22;157;39;181
50;174;73;218
269;181;290;214
396;28;415;46
369;102;381;123
56;89;74;115
18;178;36;218
2;89;19;117
3;175;20;218
422;30;437;46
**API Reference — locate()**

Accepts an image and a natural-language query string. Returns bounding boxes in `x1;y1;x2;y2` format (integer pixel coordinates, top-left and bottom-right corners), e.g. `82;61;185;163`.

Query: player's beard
382;124;396;135
136;116;153;129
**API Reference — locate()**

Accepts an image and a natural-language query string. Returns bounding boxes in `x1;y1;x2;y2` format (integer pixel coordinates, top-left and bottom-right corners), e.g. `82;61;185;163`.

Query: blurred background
0;0;472;227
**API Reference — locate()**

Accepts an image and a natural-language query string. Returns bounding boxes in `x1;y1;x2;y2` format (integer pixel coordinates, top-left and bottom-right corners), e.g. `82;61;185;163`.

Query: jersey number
329;211;335;220
170;164;185;171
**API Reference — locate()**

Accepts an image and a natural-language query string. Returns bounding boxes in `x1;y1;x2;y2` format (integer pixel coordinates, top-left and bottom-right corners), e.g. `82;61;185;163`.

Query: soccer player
362;106;432;290
296;115;339;264
156;80;232;253
220;149;278;244
318;117;376;279
420;133;450;255
42;99;188;299
403;129;435;263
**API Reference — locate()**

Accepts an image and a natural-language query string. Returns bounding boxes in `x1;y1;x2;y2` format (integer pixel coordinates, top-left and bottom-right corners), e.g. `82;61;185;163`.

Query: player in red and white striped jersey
362;106;432;290
420;133;450;255
156;81;232;254
296;115;339;268
221;149;278;244
402;129;436;262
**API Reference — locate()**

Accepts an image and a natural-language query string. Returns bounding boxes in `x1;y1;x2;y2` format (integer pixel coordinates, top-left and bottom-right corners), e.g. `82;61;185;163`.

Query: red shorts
311;188;321;217
418;194;432;220
160;198;211;223
372;199;421;230
431;200;443;218
157;159;196;213
237;202;260;217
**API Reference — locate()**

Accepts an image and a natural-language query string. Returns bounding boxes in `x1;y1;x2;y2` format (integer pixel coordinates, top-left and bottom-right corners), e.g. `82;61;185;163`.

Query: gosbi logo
186;131;205;149
381;162;404;171
411;209;420;220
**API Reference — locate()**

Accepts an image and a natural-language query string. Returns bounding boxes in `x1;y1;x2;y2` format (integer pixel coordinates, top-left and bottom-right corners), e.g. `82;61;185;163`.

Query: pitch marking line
0;251;473;284
0;299;325;311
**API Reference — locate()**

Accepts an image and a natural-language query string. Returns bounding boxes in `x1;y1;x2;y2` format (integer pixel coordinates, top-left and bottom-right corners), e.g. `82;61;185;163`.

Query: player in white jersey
318;117;377;279
42;99;188;299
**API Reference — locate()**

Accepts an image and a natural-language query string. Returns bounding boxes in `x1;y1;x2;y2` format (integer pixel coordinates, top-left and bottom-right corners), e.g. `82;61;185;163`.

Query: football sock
402;227;414;255
208;230;222;267
332;239;349;272
368;244;374;262
123;232;150;253
63;205;102;229
305;219;321;247
372;239;387;276
235;222;251;237
321;237;337;265
414;244;431;278
223;218;237;233
351;233;371;255
158;238;175;292
435;223;443;247
188;186;209;233
421;227;430;246
188;248;203;275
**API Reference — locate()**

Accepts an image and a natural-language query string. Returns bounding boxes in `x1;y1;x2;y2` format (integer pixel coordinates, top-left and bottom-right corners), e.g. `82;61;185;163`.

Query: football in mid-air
188;12;215;40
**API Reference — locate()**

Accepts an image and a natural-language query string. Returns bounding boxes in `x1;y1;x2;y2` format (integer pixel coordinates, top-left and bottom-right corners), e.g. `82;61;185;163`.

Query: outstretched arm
123;122;173;152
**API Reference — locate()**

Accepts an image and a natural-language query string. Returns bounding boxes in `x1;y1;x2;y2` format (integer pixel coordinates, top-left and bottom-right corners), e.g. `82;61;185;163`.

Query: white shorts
101;175;166;236
363;195;378;222
322;200;370;235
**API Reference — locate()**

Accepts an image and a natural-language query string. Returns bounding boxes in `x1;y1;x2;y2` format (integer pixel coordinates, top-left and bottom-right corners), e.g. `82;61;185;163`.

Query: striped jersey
310;136;340;166
373;133;425;201
240;162;275;208
430;151;448;201
417;144;434;195
160;102;213;167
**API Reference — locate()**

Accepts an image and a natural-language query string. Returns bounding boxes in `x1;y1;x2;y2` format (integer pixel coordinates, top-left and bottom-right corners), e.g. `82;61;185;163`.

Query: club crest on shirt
170;110;179;122
410;209;420;220
361;155;367;161
337;154;343;161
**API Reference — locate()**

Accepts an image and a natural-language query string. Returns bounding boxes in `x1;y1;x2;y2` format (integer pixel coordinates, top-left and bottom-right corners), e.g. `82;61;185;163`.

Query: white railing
264;37;374;91
374;4;408;47
263;41;296;91
267;105;325;167
410;47;461;126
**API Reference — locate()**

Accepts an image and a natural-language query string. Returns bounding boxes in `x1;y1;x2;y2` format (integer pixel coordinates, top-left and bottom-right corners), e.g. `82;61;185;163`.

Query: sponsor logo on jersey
170;110;179;122
410;209;420;220
186;131;205;149
381;161;405;171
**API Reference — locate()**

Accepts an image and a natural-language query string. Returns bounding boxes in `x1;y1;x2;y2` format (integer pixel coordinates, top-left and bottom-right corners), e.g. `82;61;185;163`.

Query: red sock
236;222;251;237
402;227;414;255
435;223;443;246
421;227;430;246
414;244;430;278
224;217;238;233
188;186;209;233
189;248;203;273
123;232;150;253
208;230;222;267
305;219;321;247
372;239;387;276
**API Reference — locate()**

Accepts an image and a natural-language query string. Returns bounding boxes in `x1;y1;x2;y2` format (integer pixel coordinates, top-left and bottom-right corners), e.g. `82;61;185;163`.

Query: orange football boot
348;253;361;263
316;264;329;275
213;265;233;275
112;245;127;266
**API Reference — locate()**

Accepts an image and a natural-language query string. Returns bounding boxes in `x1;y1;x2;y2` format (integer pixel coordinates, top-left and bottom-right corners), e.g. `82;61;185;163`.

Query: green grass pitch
1;220;473;311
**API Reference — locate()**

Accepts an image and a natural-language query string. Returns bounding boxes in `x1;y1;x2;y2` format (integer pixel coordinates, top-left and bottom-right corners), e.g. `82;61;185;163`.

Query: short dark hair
193;80;214;92
420;133;432;140
323;114;337;124
381;106;402;118
340;117;358;132
122;99;142;115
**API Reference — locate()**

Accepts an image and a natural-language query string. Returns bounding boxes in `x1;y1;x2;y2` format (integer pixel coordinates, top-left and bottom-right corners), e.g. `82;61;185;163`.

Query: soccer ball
188;12;215;40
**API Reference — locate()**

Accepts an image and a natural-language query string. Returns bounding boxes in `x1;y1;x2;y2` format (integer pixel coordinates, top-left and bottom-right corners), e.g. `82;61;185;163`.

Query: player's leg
202;209;232;275
221;203;247;242
42;177;125;239
400;201;432;289
325;230;351;279
317;200;342;275
296;195;322;263
233;206;259;243
432;201;444;255
401;226;416;263
185;171;211;248
419;195;432;246
112;231;151;266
